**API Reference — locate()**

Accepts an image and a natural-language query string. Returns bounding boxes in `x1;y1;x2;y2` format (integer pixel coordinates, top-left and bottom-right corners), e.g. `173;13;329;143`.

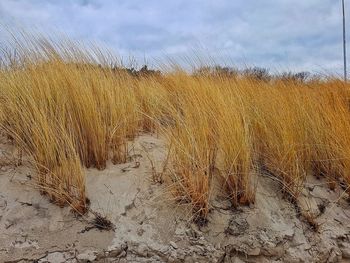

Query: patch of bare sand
1;134;350;262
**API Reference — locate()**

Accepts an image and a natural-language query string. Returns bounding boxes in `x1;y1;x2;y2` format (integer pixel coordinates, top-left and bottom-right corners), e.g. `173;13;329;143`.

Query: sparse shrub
242;67;271;81
279;71;310;82
193;65;238;78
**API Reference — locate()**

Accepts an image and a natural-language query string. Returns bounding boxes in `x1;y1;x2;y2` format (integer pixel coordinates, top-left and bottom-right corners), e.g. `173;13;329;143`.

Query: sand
1;134;350;262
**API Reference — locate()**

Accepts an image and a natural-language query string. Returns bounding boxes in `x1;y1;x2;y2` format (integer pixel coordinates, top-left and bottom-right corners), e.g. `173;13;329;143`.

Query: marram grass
1;33;350;220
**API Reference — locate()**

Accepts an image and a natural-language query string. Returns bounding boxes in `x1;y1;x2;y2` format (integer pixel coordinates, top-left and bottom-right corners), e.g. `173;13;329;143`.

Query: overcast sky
0;0;348;74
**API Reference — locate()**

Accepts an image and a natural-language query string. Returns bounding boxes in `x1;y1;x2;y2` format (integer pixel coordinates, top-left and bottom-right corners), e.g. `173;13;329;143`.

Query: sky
0;0;348;74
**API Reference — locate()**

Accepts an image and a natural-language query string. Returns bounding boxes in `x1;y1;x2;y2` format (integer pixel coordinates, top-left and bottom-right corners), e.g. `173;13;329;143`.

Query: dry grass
0;34;140;213
1;32;350;221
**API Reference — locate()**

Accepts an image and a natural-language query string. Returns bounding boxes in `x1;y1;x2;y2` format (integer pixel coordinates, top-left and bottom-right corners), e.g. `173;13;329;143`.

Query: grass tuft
1;31;350;221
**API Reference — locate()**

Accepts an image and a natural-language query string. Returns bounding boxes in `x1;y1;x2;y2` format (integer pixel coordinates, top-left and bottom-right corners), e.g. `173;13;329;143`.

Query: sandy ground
1;134;350;262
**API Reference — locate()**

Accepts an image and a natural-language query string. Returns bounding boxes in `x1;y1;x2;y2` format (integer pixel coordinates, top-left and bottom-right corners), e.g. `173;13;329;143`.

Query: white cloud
0;0;347;74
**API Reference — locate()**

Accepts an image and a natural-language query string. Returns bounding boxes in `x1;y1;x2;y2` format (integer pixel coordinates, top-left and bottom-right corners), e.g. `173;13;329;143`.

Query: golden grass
0;34;140;213
1;33;350;221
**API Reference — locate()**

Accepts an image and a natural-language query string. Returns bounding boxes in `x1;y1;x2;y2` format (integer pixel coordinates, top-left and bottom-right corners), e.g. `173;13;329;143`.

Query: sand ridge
1;134;350;262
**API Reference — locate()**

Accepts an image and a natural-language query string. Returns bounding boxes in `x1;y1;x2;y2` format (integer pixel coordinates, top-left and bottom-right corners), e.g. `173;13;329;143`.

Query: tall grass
1;32;350;220
0;34;140;213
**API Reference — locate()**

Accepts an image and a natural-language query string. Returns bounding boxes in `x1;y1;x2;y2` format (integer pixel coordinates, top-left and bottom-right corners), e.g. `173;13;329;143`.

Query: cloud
0;0;347;74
